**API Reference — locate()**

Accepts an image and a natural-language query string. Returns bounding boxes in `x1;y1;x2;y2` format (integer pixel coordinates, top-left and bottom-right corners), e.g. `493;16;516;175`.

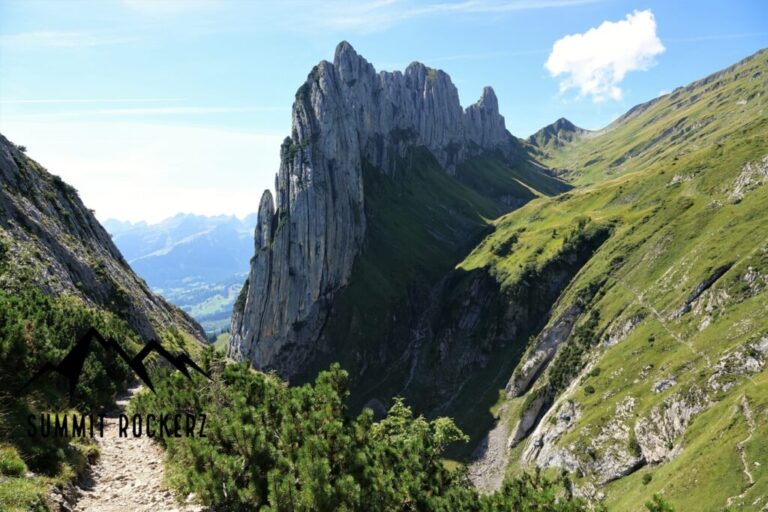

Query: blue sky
0;0;765;222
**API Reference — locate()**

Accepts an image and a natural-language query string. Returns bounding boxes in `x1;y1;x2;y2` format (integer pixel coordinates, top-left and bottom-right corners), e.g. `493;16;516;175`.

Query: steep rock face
230;42;520;374
506;304;582;398
0;134;205;344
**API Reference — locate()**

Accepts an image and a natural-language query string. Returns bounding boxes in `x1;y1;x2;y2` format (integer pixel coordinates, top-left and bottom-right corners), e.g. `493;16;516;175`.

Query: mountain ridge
527;117;589;150
228;42;571;441
0;134;205;345
464;47;768;509
229;41;564;375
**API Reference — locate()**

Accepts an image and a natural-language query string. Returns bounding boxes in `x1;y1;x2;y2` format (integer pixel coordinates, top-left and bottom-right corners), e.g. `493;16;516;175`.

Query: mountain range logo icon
21;327;209;404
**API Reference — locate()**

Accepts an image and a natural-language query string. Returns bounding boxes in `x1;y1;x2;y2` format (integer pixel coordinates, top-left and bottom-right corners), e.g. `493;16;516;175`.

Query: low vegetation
131;349;592;511
0;283;141;510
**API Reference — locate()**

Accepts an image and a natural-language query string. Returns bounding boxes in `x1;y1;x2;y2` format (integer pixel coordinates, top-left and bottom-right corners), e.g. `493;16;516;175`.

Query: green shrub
642;473;653;485
549;308;601;395
645;494;675;511
132;350;589;511
0;285;139;475
0;445;26;477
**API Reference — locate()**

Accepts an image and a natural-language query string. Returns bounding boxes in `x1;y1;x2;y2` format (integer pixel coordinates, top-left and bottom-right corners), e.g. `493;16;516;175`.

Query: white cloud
0;120;283;223
545;9;665;102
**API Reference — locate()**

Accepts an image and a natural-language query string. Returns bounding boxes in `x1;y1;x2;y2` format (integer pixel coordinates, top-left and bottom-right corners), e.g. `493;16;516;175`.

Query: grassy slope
543;49;767;187
212;332;231;352
464;49;768;510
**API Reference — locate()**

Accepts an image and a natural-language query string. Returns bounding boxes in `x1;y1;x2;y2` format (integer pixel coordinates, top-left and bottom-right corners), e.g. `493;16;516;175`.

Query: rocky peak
254;190;274;252
465;86;506;149
477;86;499;110
527;117;588;149
230;42;518;374
333;40;374;83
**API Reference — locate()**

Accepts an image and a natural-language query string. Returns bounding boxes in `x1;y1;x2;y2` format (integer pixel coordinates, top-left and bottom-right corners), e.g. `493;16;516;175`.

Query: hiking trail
72;385;203;512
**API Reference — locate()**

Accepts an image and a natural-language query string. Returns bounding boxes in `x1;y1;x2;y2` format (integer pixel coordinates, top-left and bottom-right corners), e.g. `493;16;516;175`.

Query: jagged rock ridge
230;42;524;372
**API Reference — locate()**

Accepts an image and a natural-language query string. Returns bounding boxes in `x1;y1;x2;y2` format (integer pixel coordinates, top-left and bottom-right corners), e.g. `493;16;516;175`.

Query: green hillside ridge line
535;48;767;185
462;48;768;510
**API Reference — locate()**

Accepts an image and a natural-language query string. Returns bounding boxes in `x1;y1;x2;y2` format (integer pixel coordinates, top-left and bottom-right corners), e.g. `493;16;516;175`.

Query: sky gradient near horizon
1;0;766;222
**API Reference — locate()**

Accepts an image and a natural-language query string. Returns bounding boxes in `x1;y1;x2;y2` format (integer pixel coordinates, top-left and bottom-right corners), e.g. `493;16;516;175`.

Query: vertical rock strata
230;42;514;373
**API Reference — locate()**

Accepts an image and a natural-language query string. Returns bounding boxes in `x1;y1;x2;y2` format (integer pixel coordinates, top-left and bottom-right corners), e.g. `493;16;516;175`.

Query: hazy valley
103;214;256;336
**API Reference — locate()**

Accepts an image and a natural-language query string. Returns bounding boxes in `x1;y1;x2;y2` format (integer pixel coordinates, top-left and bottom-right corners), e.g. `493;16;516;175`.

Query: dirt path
726;395;756;509
73;385;203;512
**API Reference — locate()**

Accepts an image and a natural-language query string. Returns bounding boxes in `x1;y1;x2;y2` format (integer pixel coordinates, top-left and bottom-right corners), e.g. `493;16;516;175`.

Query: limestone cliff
229;42;531;374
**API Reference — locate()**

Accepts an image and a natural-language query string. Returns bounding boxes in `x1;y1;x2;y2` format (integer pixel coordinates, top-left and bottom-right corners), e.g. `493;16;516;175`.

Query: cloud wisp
0;98;183;104
545;9;665;102
27;106;289;118
0;30;143;48
306;0;603;33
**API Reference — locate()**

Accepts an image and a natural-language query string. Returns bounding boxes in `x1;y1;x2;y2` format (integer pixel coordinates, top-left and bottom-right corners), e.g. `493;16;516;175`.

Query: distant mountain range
103;213;257;335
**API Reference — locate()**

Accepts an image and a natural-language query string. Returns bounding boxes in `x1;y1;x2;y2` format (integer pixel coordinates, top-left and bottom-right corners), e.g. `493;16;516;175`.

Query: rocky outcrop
669;263;733;319
506;305;582;397
634;386;710;464
509;386;554;447
522;399;581;471
708;336;768;392
525;388;705;485
0;134;205;344
580;397;643;484
522;333;768;486
230;42;520;374
602;313;644;347
729;154;768;202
